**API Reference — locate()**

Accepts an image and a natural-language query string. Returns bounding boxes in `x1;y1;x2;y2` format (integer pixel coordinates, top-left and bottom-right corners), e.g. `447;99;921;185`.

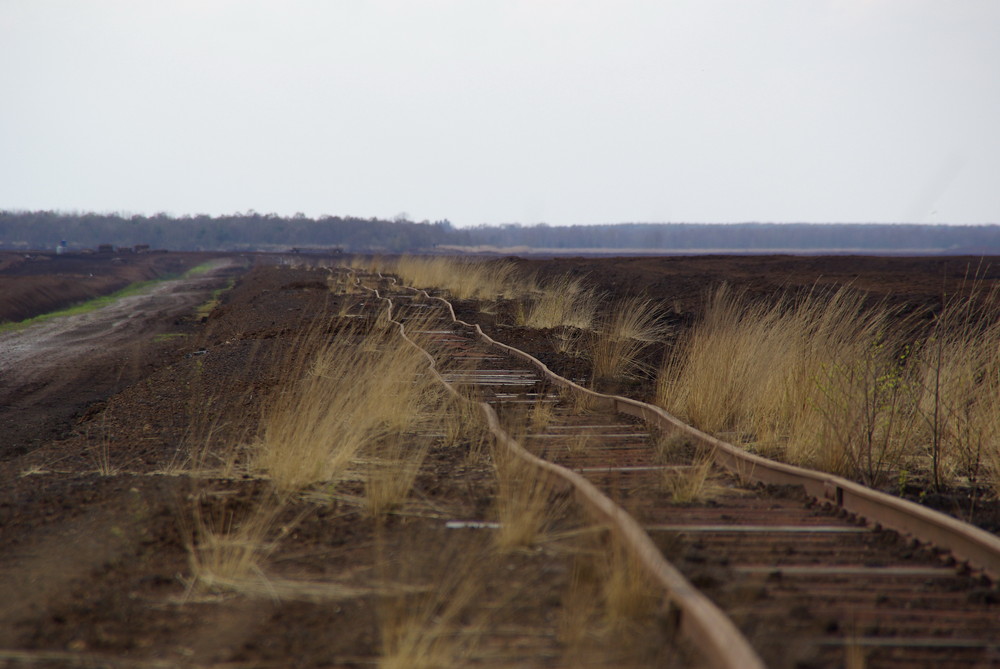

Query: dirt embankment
509;254;1000;313
0;254;246;458
0;251;229;325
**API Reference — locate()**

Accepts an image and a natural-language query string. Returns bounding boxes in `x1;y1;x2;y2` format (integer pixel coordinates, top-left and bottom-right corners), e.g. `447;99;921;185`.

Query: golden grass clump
601;539;660;629
491;444;563;550
389;255;521;300
362;434;433;517
658;278;1000;492
556;533;671;665
185;494;287;594
909;277;1000;491
253;321;442;495
591;296;669;383
657;284;911;486
521;274;598;330
662;455;724;504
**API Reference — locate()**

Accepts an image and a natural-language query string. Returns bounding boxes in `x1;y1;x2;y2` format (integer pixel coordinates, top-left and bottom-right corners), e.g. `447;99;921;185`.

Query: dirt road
0;257;245;458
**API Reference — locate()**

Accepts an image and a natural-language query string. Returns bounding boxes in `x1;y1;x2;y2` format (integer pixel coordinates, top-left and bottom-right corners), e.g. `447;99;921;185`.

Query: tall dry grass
377;535;495;669
520;274;599;330
662;455;724;504
491;444;564;550
910;278;1000;491
657;284;909;485
362;434;434;517
252;320;444;496
601;538;660;630
184;491;289;594
658;280;1000;492
591;296;669;383
388;255;521;300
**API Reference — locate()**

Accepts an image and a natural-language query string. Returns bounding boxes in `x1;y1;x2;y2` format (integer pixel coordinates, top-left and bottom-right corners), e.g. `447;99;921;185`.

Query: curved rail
407;286;1000;583
362;282;766;669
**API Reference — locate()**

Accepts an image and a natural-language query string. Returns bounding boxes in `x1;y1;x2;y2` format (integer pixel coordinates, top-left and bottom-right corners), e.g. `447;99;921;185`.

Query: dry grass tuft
89;422;118;476
662;454;724;504
377;535;496;669
388;255;521;300
910;276;1000;491
362;434;433;517
591;296;669;383
185;493;288;595
602;539;660;629
650;427;694;464
550;326;586;358
556;534;670;665
491;445;564;551
521;275;599;330
528;399;556;431
253;321;443;495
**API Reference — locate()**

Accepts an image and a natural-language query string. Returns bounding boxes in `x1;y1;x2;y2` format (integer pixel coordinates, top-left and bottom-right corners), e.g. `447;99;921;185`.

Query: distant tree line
0;210;458;253
1;210;998;254
459;222;1000;253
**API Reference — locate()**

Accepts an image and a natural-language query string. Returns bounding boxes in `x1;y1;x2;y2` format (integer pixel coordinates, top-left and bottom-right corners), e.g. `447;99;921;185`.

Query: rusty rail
360;270;1000;667
362;282;766;669
402;286;1000;583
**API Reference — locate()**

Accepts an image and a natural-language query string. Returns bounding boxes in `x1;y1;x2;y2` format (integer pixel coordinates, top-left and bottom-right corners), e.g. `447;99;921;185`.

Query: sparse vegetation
194;276;236;319
656;284;913;484
662;455;722;504
362;434;433;517
11;252;1000;667
185;492;287;595
390;255;521;300
591;296;669;384
376;535;494;669
601;537;660;629
520;274;599;330
252;320;442;495
911;276;1000;493
0;278;165;333
491;444;564;550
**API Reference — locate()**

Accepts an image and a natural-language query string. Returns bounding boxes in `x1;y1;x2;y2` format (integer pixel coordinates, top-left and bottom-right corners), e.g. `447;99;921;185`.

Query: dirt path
0;258;245;459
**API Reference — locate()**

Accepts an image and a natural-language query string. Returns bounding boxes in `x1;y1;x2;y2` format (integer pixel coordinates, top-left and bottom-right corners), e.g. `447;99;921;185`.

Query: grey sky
2;1;998;226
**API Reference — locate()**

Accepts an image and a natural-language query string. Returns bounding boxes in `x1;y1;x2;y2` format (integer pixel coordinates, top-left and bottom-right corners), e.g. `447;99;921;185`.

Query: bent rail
410;289;1000;583
365;284;766;669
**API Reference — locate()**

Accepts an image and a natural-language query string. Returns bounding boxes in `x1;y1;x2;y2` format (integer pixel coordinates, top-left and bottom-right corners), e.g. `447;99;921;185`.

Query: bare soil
2;252;999;666
1;257;686;667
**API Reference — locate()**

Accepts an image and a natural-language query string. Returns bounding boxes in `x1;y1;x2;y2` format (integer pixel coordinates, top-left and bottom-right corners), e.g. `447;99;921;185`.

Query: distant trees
0;210;997;254
446;222;1000;254
0;210;457;253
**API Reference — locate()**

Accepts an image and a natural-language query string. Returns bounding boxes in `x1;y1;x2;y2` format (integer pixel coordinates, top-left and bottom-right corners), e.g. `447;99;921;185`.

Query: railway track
349;269;1000;669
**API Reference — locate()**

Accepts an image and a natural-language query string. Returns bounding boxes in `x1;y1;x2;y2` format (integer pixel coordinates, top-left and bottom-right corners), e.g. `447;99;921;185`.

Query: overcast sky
1;1;998;226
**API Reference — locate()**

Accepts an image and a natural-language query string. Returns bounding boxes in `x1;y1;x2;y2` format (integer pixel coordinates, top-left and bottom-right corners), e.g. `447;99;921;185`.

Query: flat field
1;251;998;667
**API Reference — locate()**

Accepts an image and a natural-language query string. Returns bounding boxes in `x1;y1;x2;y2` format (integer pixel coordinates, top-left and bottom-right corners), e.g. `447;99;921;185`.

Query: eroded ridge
368;271;1000;669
